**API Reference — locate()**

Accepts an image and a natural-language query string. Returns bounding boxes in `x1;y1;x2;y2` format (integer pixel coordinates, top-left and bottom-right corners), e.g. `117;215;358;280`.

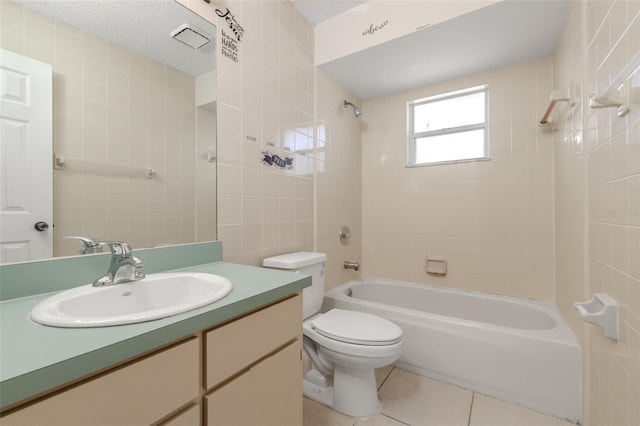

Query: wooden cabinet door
204;294;301;389
205;339;302;426
1;339;199;426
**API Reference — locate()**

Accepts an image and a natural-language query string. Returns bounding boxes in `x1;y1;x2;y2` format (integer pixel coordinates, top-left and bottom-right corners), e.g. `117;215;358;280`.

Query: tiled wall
195;107;218;243
210;0;363;285
554;1;640;425
315;69;362;291
0;1;210;256
361;58;555;299
215;0;316;266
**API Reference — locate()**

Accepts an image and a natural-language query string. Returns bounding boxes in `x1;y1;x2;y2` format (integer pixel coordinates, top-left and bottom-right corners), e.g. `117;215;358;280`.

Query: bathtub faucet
344;261;360;271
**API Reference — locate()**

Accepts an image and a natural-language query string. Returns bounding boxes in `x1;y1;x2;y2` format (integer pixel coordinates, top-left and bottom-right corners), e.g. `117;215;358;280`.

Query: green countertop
0;261;310;410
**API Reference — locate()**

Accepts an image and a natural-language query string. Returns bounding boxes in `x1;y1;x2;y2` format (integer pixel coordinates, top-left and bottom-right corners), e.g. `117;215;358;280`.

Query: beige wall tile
554;1;640;424
361;58;554;299
214;0;316;262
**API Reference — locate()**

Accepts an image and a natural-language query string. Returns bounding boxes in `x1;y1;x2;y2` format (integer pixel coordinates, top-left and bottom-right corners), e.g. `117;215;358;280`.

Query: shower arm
343;100;362;117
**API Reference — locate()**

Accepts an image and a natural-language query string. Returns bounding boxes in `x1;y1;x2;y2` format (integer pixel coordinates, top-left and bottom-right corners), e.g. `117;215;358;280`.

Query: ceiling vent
170;24;211;50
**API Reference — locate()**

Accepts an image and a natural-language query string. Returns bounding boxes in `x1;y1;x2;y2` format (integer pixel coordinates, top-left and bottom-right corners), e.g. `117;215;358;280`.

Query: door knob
34;221;49;231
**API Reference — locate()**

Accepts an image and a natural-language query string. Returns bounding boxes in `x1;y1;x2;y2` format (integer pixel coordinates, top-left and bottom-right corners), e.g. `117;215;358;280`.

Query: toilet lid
311;309;402;346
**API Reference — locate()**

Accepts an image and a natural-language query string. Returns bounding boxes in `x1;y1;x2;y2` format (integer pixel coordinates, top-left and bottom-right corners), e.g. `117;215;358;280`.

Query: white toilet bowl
262;252;403;418
302;309;402;417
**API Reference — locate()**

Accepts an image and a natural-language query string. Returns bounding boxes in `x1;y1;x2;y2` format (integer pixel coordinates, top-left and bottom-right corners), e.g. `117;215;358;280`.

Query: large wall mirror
0;0;217;262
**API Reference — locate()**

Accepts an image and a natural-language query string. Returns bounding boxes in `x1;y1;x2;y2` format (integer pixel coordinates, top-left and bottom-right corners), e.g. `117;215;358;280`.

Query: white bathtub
323;277;581;422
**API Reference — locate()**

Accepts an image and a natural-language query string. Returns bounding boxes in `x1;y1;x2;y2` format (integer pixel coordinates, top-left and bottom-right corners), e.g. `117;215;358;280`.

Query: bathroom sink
30;272;232;328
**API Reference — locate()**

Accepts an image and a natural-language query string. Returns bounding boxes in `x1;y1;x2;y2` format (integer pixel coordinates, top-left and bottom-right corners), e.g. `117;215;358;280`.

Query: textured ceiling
15;0;216;76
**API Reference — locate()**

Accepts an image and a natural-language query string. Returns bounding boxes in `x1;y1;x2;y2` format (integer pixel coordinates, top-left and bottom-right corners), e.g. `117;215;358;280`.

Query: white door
0;49;53;263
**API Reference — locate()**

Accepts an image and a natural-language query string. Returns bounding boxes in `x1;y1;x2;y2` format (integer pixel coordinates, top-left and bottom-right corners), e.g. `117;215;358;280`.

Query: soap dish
574;293;618;341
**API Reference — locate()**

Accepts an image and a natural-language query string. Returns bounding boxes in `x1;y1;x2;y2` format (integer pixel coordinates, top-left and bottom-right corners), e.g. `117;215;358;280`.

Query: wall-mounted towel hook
539;81;579;126
574;293;618;341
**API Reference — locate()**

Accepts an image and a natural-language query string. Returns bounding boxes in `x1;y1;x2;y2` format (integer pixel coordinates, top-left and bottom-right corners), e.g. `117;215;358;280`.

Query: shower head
344;100;363;118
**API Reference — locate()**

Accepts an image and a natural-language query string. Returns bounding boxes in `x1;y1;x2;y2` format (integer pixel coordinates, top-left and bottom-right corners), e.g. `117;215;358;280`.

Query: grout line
377;413;411;426
374;368;411;425
377;366;395;390
467;392;475;426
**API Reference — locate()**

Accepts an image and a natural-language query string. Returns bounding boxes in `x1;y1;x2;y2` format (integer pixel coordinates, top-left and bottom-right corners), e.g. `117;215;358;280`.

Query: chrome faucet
64;236;103;254
93;241;145;287
344;261;360;271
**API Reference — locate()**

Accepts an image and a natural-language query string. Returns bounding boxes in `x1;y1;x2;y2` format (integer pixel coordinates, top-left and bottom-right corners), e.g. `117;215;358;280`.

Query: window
408;86;489;166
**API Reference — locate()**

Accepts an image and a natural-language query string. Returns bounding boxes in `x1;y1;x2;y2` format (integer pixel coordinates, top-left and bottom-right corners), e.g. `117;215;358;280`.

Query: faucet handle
100;241;133;258
102;241;144;270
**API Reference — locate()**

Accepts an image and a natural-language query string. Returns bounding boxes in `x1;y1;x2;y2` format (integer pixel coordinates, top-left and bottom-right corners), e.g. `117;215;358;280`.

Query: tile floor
303;367;576;426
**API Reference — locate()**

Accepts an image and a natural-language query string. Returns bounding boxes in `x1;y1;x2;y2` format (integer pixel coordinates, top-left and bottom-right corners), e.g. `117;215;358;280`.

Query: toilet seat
310;309;402;346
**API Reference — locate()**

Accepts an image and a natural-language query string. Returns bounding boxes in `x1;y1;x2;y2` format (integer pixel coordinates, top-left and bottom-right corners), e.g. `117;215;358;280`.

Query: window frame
407;85;490;167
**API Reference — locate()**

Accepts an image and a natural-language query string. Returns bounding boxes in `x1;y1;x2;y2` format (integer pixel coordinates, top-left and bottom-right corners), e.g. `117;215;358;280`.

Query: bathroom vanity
2;295;302;425
0;242;309;425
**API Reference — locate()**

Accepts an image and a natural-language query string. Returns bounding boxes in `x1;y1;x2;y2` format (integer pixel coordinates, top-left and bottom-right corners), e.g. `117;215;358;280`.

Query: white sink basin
30;273;232;328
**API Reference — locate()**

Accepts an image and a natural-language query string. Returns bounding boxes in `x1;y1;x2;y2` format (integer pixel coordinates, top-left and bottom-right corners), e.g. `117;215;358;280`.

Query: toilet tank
263;252;327;319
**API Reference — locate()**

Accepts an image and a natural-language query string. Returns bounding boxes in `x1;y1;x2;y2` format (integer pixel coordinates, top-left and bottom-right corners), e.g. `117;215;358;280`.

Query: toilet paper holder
574;293;618;341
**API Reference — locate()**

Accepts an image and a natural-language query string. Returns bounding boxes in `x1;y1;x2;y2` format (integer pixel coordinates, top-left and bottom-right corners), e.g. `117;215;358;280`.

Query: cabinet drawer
204;294;301;389
2;338;199;426
205;339;302;425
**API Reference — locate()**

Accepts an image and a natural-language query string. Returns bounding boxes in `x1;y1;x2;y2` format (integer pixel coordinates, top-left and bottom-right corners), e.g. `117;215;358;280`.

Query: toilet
263;252;403;417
